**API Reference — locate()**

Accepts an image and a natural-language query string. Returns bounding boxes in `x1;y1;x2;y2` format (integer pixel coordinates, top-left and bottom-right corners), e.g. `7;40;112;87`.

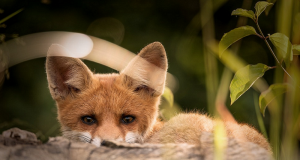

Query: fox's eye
81;116;96;125
121;115;135;124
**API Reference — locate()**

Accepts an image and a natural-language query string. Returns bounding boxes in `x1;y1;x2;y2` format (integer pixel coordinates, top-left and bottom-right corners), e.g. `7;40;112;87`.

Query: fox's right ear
46;55;93;101
120;42;168;96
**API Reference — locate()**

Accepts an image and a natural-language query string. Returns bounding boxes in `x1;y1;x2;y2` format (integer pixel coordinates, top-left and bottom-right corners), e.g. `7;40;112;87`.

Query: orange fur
46;42;271;152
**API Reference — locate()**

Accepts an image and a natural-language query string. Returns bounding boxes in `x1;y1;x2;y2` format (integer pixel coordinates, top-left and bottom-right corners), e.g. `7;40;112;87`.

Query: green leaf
259;84;289;116
230;63;271;105
219;26;257;57
293;44;300;55
269;33;293;67
255;1;273;18
162;87;174;107
0;8;24;25
231;8;255;20
265;0;276;15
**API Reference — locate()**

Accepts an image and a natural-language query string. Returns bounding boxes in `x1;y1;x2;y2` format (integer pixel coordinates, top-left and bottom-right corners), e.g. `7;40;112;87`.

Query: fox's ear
46;56;93;101
121;42;168;96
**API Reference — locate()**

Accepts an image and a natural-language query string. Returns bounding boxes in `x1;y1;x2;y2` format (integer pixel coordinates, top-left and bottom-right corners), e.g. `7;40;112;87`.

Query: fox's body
46;42;271;153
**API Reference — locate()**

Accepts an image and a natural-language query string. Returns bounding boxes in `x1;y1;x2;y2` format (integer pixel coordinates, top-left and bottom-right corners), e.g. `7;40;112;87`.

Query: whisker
77;134;93;143
61;129;94;143
126;136;137;143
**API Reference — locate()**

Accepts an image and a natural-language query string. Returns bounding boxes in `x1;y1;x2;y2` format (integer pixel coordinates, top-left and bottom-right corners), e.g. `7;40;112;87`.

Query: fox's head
46;42;167;146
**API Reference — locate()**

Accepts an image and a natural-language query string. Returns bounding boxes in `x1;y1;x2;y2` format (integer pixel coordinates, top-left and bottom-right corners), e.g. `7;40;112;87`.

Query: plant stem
0;8;24;25
255;21;294;82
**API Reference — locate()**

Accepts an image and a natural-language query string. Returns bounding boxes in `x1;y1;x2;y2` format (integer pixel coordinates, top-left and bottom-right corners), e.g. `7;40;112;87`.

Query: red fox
46;42;271;152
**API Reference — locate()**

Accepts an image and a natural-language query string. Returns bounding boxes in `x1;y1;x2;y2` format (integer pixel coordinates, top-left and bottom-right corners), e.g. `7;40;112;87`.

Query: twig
255;20;295;83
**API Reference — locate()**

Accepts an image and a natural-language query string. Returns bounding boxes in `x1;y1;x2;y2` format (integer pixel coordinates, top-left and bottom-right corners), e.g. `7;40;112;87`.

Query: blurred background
0;0;299;158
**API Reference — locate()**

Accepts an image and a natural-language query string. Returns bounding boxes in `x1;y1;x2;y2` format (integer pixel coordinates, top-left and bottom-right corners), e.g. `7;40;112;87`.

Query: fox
46;42;271;153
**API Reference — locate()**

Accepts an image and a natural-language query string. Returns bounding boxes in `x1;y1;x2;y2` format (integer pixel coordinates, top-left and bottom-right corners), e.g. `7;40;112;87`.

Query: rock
0;128;273;160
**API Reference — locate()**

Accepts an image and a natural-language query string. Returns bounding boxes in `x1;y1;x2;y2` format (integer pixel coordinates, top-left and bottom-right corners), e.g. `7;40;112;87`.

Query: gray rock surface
0;128;273;160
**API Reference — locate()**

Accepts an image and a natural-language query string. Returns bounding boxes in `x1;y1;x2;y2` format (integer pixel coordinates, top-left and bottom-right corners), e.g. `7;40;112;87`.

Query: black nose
100;140;117;147
101;140;107;146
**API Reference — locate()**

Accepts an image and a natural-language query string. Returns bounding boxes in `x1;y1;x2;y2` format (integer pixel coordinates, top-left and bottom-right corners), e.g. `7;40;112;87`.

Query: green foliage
160;87;180;121
221;1;300;157
162;87;174;107
231;1;273;21
230;64;271;105
265;0;277;15
0;8;23;25
219;26;257;57
221;1;299;114
231;9;255;20
269;33;293;67
293;44;300;55
254;1;273;18
259;84;289;116
230;1;274;22
0;9;24;85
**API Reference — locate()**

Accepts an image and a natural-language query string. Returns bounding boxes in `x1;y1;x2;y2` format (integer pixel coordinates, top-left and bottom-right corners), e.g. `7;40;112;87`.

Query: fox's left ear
46;55;93;101
46;44;93;101
121;42;168;96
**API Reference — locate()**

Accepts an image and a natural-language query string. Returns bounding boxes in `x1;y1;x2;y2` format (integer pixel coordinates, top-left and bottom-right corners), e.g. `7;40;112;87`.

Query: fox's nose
100;140;118;147
101;140;107;146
